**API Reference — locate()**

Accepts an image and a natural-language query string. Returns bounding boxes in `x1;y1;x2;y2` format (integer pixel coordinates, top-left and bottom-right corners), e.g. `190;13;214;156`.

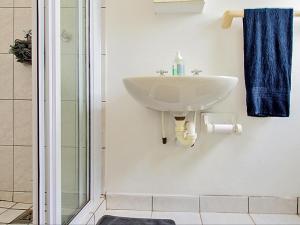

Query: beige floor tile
152;212;202;225
201;213;254;225
0;209;25;223
12;203;32;210
105;210;152;219
251;214;300;225
0;201;15;209
0;208;6;215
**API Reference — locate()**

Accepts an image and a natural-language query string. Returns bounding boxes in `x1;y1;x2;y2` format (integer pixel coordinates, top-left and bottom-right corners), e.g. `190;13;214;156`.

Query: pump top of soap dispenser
175;51;183;63
173;51;185;76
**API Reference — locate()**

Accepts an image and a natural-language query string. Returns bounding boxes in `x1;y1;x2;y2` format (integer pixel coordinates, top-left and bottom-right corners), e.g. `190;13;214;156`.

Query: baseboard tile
106;193;299;214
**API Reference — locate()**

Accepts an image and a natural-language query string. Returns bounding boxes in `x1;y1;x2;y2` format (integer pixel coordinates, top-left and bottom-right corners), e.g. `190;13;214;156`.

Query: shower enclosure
60;0;90;223
33;0;102;224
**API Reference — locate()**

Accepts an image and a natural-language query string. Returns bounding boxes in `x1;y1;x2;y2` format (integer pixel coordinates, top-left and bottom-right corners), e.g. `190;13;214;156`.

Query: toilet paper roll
207;123;243;134
213;124;235;133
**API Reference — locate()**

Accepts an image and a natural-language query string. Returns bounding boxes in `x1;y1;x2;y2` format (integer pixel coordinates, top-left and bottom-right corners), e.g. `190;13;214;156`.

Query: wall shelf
153;0;205;14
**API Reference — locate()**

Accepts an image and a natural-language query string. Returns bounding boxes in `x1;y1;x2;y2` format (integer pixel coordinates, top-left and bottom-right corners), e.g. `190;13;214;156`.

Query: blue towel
243;8;293;117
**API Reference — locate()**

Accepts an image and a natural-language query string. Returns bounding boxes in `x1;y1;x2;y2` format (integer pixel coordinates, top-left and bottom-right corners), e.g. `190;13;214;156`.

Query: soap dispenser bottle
172;51;185;76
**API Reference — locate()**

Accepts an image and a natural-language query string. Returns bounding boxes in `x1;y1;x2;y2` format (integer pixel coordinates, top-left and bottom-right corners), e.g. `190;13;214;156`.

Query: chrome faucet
156;70;168;76
191;69;203;76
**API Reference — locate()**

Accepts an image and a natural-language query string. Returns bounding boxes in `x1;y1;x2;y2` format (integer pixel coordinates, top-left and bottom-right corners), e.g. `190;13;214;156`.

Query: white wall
105;0;300;197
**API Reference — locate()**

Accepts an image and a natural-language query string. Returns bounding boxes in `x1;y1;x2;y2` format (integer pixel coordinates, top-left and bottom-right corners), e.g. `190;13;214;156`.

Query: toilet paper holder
202;113;243;134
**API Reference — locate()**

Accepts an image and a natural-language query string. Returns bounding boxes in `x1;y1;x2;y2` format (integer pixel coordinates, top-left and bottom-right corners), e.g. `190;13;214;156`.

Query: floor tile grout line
249;214;257;225
199;212;203;225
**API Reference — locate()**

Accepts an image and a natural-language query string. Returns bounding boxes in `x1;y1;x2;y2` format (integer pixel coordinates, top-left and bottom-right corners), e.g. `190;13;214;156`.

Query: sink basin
123;76;238;112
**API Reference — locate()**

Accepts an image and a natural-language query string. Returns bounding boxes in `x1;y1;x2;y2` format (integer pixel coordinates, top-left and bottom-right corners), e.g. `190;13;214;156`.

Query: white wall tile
13;191;32;203
14;8;32;40
61;0;76;8
14;100;32;145
0;1;13;7
0;191;13;201
62;193;79;212
0;100;13;145
61;54;76;101
0;0;33;199
200;195;248;213
153;195;199;212
14;59;32;99
0;54;13;99
201;213;254;225
61;101;76;147
61;8;76;54
249;196;297;214
152;212;201;225
106;193;152;211
14;0;32;7
61;148;77;194
0;8;13;53
14;146;32;192
0;146;13;191
250;214;300;225
105;210;152;218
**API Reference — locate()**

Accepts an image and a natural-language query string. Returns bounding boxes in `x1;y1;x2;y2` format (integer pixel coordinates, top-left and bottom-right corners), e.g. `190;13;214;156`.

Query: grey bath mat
97;215;176;225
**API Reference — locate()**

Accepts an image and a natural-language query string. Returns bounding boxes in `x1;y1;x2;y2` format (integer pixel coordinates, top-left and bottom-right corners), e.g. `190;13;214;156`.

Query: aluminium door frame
33;0;62;224
33;0;103;224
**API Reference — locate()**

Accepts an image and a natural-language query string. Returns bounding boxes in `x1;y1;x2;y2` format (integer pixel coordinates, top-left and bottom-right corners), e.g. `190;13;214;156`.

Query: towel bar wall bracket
222;10;300;29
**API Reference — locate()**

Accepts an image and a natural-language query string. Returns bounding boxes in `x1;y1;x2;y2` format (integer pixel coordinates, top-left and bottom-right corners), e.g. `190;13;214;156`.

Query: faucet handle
191;69;203;76
156;70;168;76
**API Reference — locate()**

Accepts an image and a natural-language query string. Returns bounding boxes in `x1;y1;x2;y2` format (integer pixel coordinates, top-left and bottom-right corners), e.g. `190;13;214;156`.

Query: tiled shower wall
0;0;32;203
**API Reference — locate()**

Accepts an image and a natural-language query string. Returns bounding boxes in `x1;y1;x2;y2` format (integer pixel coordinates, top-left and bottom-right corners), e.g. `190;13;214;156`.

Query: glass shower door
60;0;90;223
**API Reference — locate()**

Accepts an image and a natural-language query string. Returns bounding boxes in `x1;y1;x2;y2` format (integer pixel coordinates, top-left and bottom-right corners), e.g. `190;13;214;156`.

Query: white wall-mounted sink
123;76;238;112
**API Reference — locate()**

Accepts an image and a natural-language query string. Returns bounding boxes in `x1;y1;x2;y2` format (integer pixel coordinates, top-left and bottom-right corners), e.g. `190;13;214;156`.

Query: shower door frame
32;0;103;224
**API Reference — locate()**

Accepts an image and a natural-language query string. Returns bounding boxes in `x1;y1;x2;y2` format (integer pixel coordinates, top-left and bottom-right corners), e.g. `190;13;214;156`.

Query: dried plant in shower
9;30;32;65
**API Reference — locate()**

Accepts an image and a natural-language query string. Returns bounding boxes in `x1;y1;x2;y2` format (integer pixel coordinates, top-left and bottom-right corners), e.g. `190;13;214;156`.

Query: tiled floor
0;200;32;224
104;210;300;225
